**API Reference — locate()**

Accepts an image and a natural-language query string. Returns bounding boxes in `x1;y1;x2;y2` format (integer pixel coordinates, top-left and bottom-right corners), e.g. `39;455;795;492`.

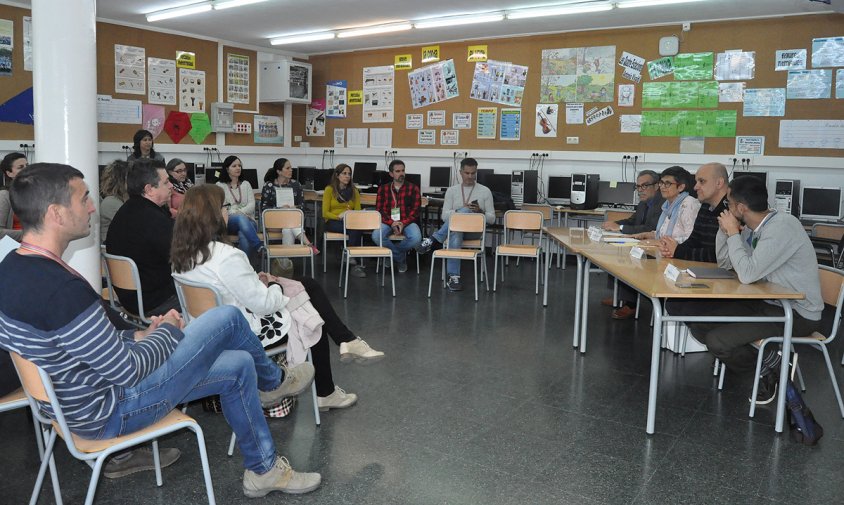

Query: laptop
686;267;736;279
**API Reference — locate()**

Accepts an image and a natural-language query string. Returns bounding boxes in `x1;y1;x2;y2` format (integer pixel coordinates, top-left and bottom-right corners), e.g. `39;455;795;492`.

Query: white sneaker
351;265;367;278
340;337;385;364
317;386;358;412
243;456;321;498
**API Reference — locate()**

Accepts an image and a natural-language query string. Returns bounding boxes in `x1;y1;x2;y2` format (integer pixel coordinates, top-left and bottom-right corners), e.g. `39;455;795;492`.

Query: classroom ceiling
23;0;844;55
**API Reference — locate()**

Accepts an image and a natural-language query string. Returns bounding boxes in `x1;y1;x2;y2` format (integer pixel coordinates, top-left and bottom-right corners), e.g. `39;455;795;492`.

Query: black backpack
785;378;824;446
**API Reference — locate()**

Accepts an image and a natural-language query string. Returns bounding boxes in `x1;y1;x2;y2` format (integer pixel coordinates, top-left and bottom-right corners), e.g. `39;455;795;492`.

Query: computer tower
775;179;800;218
194;163;206;185
570;173;599;210
511;170;538;207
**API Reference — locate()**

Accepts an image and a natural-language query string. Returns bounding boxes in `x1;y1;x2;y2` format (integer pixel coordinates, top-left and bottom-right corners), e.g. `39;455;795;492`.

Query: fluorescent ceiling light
414;13;504;29
146;2;212;22
618;0;708;8
337;23;412;38
270;32;336;45
214;0;269;10
507;3;613;19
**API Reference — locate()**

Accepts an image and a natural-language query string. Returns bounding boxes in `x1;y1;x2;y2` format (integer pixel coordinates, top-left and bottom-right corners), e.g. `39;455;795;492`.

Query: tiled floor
3;254;844;504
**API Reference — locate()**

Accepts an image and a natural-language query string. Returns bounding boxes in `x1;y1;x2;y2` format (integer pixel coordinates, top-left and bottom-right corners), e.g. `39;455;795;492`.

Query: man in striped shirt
0;163;321;497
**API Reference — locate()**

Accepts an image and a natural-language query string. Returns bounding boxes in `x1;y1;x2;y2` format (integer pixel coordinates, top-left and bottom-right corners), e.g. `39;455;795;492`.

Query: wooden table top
545;227;805;301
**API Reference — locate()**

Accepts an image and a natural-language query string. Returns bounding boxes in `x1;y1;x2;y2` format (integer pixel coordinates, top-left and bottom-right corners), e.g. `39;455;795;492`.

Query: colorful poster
176;51;195;69
227;53;250;104
417;129;436;145
743;88;786;117
535;104;558;138
147;57;176;105
453;112;472;129
306;99;325;136
714;51;756;81
477;107;497;139
471;59;528;106
406;114;423;129
179;68;206;112
540;45;615;103
421;45;440;63
618;51;645;83
641;110;736;137
408;59;459;109
142;104;166;138
254;115;283;144
647;57;674;80
673;52;714;80
363;65;394;122
326;80;347;118
427;110;445;126
786;69;832;99
641;81;718;108
348;90;363;105
114;44;145;95
811;37;844;68
775;49;807;71
499;108;521;141
440;130;459;145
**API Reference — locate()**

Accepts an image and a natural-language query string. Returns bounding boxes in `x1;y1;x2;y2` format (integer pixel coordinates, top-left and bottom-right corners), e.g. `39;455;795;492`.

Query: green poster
674;52;713;80
698;81;719;108
641;110;735;137
643;81;720;108
642;82;670;108
669;82;699;108
647;57;674;80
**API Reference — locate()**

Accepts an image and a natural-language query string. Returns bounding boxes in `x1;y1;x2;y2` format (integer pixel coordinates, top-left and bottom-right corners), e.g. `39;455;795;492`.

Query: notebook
686;267;736;279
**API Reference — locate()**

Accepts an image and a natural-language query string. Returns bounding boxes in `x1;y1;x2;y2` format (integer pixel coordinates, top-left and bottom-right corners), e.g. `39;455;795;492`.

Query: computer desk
543;227;804;436
550;207;635;268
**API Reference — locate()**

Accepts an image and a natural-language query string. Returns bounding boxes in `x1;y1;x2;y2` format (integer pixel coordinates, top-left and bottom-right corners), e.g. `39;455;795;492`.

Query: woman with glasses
166;158;193;216
323;163;365;277
632;165;700;243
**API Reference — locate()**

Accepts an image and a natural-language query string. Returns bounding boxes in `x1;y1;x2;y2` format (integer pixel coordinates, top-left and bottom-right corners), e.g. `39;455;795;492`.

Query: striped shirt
673;197;728;263
0;253;182;437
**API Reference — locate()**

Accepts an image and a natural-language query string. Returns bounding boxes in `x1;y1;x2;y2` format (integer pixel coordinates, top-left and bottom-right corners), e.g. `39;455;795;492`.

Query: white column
31;0;100;288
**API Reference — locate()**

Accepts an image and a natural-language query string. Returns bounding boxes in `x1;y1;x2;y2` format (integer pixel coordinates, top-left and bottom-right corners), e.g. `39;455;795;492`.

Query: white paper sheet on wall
779;120;844;149
347;128;369;148
370;128;392;148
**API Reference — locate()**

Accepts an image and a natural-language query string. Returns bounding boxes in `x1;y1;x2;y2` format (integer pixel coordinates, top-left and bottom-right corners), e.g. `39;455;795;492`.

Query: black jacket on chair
616;194;665;235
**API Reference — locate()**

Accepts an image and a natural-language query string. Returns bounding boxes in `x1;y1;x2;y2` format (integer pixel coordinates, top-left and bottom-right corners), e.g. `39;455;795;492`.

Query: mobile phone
471;200;479;205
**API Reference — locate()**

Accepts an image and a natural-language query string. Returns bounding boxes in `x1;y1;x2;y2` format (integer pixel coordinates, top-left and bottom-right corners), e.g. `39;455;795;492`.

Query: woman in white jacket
171;184;384;411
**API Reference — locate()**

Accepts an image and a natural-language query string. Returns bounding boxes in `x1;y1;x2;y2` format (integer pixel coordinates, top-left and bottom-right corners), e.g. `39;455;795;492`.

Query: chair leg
29;428;57;505
190;424;217;505
483;256;490;291
534;254;540;295
309;349;321;426
85;455;109;505
390;258;396;297
749;340;771;418
680;324;689;357
227;432;237;456
427;256;436;298
493;252;499;292
718;363;726;390
338;250;345;288
323;236;328;273
343;256;351;298
415;251;421;275
613;278;619;307
473;258;479;302
152;439;163;486
820;346;844;418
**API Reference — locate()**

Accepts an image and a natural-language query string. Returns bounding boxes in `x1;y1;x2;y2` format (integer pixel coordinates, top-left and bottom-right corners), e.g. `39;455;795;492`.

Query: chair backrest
447;213;486;251
262;208;304;231
504;210;543;232
818;265;844;342
9;353;48;403
173;277;223;324
102;252;146;318
813;223;844;241
343;210;381;232
520;203;552;221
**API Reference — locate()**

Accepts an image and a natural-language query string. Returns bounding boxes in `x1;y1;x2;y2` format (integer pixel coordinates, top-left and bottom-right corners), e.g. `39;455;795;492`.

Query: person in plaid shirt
372;160;421;273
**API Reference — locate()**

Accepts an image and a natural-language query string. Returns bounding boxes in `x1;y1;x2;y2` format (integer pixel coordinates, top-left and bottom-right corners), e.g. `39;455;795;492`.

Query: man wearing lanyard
417;158;495;292
668;175;823;404
372;159;421;273
0;164;321;497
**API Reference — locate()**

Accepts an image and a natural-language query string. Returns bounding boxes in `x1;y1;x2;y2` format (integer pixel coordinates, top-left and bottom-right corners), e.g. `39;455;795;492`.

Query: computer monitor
297;166;315;187
547;176;572;204
475;168;494;186
429;166;452;188
733;171;768;185
240;169;259;190
405;173;421;188
488;174;511;196
313;169;333;190
205;162;224;184
801;186;842;222
353;162;377;186
597;181;637;206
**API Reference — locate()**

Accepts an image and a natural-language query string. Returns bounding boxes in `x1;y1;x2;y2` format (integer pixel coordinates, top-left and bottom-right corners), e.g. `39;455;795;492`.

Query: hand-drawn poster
540;45;615;103
179;68;206;112
326;80;347;118
254;115;283;144
363;65;394;123
673;52;714;81
647;57;674;80
148;57;176;105
23;17;32;72
226;53;250;104
115;44;145;95
618;84;635;107
714;51;755;81
408;59;459;109
470;59;528;106
535;104;558;137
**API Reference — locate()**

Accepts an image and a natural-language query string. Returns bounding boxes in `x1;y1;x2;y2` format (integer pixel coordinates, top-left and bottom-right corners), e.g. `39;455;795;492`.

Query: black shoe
416;237;435;254
446;275;463;292
751;372;778;405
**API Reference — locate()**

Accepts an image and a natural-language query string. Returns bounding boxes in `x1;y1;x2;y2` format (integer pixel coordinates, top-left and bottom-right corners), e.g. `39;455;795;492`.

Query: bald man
658;162;729;262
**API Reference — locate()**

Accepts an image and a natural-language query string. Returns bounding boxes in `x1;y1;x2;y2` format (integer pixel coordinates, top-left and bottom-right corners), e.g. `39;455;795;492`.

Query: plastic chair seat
266;244;312;257
0;388;26;407
63;410;195;454
433;248;482;259
497;244;540;256
347;246;392;257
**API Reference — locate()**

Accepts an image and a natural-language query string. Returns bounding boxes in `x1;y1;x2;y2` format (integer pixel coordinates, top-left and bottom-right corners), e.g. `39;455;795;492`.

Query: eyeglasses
171;169;187;174
657;180;678;188
635;182;656;190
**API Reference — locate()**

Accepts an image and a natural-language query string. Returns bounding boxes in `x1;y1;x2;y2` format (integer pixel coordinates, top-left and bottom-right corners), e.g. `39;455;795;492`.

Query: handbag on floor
785;378;823;446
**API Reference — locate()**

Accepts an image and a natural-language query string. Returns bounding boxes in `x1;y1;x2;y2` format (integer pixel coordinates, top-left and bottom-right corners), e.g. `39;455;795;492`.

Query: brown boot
611;305;636;320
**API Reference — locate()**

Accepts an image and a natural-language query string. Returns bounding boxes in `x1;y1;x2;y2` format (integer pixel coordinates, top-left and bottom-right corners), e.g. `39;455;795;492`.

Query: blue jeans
227;214;262;256
96;306;282;474
326;219;362;248
371;222;421;264
432;209;480;276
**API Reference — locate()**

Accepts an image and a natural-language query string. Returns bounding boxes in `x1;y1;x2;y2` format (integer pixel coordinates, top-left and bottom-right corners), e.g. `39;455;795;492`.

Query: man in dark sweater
658;162;729;262
105;159;179;316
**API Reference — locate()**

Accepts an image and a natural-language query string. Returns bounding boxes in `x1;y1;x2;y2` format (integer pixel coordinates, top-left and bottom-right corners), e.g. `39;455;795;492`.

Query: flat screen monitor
313;168;333;191
205;162;224;184
488;174;511;196
547;176;572;200
597;181;637;205
475;168;494;186
353;162;377;186
801;186;842;222
240;169;259;190
405;173;421;188
733;171;768;185
296;166;315;183
429;166;452;188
